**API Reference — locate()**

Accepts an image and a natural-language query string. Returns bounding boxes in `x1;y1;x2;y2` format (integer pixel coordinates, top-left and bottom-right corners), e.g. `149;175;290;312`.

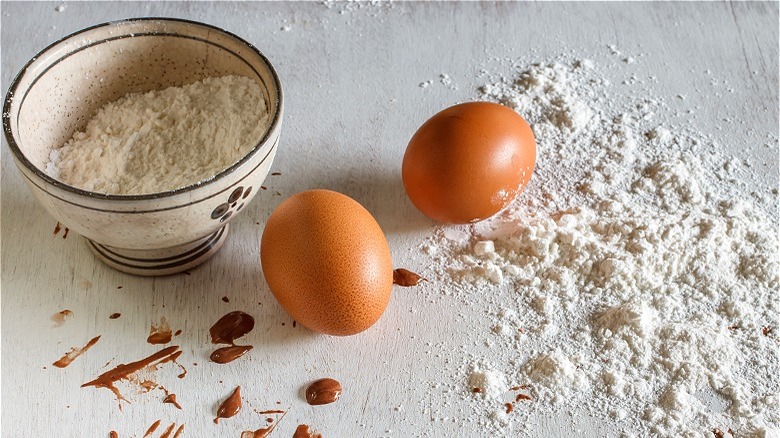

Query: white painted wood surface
1;2;777;437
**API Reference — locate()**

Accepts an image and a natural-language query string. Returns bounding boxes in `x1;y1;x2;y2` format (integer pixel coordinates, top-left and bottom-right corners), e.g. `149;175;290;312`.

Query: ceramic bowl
3;18;283;276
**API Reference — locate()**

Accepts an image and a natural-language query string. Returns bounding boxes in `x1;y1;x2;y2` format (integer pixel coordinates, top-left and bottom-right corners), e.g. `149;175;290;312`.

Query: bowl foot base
86;225;229;276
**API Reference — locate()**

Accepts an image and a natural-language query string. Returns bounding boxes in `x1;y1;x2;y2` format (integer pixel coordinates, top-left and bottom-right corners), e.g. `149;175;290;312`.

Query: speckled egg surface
260;189;393;336
402;101;536;224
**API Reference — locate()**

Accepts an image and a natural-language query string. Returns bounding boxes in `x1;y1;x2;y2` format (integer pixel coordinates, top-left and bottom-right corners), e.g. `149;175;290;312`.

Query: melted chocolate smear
147;317;173;345
214;386;241;424
159;423;176;438
159;349;187;378
293;425;322;438
163;393;182;410
109;432;118;438
139;380;157;392
393;268;425;287
82;346;181;408
53;221;62;236
109;313;121;319
210;345;253;364
271;172;282;176
143;420;161;437
51;309;73;327
241;411;287;438
62;227;69;239
53;335;101;368
257;409;286;415
222;296;230;303
305;378;342;406
173;424;184;438
210;311;255;344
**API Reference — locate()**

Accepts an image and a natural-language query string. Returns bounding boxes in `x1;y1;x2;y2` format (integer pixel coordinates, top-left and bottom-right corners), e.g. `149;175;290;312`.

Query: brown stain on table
163;393;182;410
81;346;183;408
53;335;101;368
51;309;73;327
142;420;161;437
209;311;255;364
214;386;242;424
147;317;173;344
159;423;176;438
392;268;425;286
210;345;253;364
241;410;287;437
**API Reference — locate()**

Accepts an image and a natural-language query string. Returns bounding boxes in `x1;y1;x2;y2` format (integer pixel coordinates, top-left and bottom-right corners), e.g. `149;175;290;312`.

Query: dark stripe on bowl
93;226;226;263
87;225;226;270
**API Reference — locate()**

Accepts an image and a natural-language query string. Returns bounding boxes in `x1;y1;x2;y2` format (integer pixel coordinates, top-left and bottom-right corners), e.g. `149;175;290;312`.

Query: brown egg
402;101;536;224
260;189;393;336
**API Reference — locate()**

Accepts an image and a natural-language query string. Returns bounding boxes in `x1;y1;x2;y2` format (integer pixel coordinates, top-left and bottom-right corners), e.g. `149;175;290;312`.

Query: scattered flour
426;59;779;436
47;75;271;195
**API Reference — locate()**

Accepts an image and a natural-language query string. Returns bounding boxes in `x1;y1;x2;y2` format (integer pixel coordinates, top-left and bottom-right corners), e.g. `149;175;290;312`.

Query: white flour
47;75;270;195
426;59;779;436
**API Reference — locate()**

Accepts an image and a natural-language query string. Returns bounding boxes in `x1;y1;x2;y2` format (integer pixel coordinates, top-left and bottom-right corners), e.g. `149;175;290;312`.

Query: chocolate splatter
256;409;286;415
147;317;173;345
81;346;183;408
215;386;242;424
241;411;287;438
293;425;322;438
159;423;176;438
392;268;425;286
163;393;182;410
51;309;73;327
209;311;254;364
210;345;253;364
142;420;161;437
305;378;342;406
210;311;254;344
53;335;101;368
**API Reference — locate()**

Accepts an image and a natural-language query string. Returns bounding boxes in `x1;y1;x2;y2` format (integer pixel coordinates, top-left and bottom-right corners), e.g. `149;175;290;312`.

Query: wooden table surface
2;2;777;437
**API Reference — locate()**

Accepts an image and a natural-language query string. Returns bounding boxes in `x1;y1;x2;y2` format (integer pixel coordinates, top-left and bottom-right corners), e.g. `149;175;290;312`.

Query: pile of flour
47;75;270;195
424;60;778;436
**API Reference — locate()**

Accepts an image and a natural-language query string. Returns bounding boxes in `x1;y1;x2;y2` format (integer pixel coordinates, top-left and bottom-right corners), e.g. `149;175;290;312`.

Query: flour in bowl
46;75;271;195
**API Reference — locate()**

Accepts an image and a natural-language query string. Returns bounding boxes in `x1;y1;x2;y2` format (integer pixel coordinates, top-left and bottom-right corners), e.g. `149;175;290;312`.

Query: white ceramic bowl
3;18;283;276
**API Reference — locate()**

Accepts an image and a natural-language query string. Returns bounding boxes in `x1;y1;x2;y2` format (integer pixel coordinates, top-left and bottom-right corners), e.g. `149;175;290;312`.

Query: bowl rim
2;17;283;202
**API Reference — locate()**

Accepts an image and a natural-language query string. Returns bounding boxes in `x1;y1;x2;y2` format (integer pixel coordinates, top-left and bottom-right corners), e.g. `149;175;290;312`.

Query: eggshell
402;101;536;224
260;189;393;336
